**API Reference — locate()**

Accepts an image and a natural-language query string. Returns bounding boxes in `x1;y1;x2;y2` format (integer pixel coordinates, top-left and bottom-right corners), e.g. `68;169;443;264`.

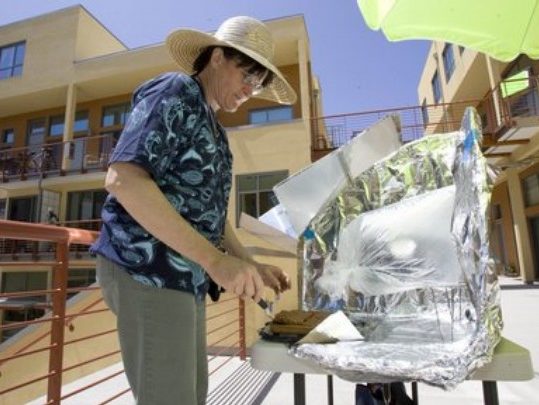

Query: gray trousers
96;256;208;405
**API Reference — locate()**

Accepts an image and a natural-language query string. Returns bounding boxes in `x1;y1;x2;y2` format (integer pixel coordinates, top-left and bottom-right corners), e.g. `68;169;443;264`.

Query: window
492;204;502;220
249;106;293;125
421;99;429;127
102;103;131;127
524;172;539;207
67;269;96;297
2;271;47;292
47;111;89;137
67;190;107;229
529;217;539;279
2;308;45;341
431;70;442;104
2;128;14;144
26;118;46;153
49;115;64;137
8;196;38;222
1;271;47;342
501;70;530;98
236;171;288;223
74;111;89;133
0;199;6;219
0;41;25;80
442;44;455;83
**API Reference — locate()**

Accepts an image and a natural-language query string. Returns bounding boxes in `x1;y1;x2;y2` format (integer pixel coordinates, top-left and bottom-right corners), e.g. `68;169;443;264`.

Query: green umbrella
357;0;539;62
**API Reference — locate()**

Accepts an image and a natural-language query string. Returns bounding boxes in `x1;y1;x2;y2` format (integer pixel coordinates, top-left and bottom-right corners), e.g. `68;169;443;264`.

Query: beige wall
227;120;310;225
417;42;503;107
74;8;125;61
0;7;124;103
0;8;78;98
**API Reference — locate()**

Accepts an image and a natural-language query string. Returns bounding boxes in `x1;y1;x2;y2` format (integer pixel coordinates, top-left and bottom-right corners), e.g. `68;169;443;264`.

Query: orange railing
0;220;102;261
0;220;247;404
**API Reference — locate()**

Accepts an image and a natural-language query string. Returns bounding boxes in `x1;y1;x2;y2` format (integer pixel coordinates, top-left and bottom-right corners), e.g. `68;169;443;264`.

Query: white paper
297;310;363;344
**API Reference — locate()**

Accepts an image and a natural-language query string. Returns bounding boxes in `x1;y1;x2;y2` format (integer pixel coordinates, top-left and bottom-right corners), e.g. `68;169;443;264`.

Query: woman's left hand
255;262;291;295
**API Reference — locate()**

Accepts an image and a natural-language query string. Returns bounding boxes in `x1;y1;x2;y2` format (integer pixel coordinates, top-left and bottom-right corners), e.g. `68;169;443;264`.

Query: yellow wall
0;8;78;97
0;7;124;103
74;8;126;60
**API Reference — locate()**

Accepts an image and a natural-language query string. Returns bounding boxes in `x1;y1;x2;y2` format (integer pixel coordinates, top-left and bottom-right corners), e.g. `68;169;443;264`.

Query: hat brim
166;28;297;105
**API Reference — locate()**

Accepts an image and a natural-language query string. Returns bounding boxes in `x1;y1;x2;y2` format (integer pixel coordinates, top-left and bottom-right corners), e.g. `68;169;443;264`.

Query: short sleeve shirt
91;73;233;300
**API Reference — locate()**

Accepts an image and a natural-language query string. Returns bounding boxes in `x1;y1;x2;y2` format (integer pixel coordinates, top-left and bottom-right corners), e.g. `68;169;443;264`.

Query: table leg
327;375;334;405
294;373;306;405
482;381;499;405
411;381;418;404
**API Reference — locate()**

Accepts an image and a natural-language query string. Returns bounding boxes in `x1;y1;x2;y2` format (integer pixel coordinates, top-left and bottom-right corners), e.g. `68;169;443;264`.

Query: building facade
417;41;539;283
0;5;320;345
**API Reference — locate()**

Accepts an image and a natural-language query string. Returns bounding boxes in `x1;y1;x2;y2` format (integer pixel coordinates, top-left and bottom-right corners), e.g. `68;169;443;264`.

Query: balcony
0;133;114;184
2;75;537;186
310;75;539;164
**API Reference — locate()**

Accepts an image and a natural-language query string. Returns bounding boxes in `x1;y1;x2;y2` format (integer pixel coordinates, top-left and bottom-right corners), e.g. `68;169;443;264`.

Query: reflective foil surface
292;108;502;388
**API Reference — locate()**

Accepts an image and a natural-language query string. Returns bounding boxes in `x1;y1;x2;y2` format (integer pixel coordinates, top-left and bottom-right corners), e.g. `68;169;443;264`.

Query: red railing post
238;299;246;360
47;239;69;404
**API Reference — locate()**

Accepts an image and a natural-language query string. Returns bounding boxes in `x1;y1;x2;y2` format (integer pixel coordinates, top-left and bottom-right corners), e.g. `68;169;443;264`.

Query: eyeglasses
241;69;265;95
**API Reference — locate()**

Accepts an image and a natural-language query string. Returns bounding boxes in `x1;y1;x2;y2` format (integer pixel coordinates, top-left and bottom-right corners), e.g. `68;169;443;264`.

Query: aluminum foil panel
292;108;502;388
274;115;402;235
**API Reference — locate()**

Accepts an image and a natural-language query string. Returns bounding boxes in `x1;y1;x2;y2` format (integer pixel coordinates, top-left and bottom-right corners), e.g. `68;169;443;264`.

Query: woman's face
211;50;265;112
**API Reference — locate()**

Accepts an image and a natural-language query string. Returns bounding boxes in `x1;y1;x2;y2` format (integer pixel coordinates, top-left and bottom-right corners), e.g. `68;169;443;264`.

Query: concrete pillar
485;55;503;128
61;83;77;172
297;38;311;140
506;168;536;282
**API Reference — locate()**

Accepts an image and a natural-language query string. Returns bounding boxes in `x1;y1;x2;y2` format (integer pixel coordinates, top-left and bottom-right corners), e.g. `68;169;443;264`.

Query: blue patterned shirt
91;73;233;300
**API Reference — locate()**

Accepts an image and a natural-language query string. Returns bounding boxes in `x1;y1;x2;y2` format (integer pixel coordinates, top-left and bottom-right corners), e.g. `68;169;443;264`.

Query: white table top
251;337;533;381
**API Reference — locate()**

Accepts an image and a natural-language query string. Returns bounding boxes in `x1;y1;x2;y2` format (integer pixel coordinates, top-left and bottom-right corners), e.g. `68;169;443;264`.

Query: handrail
0;220;247;404
309;74;539;158
0;220;97;242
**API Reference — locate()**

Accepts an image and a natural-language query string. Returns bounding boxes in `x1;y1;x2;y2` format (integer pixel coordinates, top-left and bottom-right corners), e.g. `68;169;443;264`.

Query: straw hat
166;16;297;105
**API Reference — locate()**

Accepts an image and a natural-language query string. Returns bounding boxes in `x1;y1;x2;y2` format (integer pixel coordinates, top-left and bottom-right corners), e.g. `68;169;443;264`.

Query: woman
92;16;296;405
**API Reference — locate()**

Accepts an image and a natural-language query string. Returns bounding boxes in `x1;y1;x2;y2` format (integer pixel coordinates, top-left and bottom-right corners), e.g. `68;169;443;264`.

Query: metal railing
310;100;479;153
0;220;102;261
0;133;115;183
0;220;247;404
310;74;539;159
2;77;537;182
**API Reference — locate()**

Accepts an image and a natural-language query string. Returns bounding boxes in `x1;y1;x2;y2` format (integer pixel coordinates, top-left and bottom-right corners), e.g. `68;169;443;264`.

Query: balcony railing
310;74;539;161
310;100;479;151
1;75;537;181
0;133;115;183
0;220;247;404
0;220;102;262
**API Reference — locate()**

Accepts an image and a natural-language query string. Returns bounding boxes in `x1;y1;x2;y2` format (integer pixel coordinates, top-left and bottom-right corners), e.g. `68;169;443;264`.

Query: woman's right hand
205;253;265;302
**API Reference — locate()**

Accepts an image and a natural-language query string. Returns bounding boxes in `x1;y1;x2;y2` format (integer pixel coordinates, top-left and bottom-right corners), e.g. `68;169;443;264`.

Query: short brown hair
193;46;274;87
